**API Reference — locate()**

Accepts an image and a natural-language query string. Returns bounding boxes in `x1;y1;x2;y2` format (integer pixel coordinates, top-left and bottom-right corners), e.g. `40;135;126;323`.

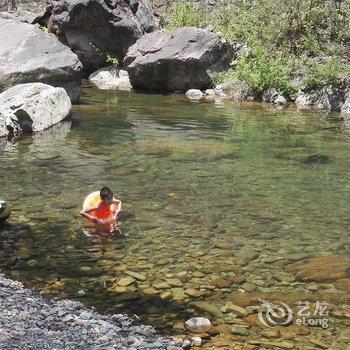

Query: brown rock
184;282;200;289
219;250;235;258
287;256;350;282
262;328;279;338
263;341;294;349
212;278;234;289
185;288;205;298
334;278;350;293
277;326;297;340
241;282;257;292
243;314;259;327
230;275;246;284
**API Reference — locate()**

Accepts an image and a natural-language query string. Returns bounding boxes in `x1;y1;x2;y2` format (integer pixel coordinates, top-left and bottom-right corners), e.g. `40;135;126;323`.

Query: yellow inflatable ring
83;191;101;211
83;191;117;222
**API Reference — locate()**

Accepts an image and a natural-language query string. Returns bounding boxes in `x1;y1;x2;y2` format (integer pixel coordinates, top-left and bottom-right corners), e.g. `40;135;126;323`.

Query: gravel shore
0;274;188;350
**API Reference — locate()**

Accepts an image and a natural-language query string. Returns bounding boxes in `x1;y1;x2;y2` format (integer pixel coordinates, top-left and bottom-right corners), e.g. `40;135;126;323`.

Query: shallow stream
1;86;349;348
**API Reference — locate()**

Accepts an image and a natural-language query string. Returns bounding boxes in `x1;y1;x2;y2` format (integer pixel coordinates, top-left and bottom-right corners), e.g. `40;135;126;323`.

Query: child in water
80;187;122;235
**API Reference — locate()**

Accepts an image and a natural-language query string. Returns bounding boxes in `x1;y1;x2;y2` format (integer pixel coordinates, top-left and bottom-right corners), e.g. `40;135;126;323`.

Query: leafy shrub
234;46;296;96
106;54;119;67
167;2;205;29
303;59;346;89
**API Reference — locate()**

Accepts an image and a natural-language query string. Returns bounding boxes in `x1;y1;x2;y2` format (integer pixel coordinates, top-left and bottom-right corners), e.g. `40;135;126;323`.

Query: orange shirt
94;202;112;220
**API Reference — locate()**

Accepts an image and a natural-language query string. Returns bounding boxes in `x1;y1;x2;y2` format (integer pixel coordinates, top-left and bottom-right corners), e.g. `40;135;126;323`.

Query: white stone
185;317;211;331
205;89;216;96
273;95;287;106
89;66;132;90
190;336;202;346
186;89;204;100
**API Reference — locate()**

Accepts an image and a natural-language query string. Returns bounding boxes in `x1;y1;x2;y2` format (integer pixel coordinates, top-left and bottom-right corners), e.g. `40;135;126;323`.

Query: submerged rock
117;277;135;287
0;83;71;137
230;324;250;336
125;27;235;91
192;301;223;317
190;336;202;346
287;256;350;282
0;18;82;102
235;249;259;266
240;282;257;292
47;0;159;71
172;288;186;301
185;317;211;331
303;154;331;164
220;302;248;317
89;67;132;90
334;278;350;293
124;270;147;281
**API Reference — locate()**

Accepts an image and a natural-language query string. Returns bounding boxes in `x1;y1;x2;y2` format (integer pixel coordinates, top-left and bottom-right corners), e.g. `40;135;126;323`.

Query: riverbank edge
0;273;189;350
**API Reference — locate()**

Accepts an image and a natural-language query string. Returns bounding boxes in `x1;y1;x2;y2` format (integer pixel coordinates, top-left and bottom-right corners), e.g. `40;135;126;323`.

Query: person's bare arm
113;198;122;219
80;206;101;224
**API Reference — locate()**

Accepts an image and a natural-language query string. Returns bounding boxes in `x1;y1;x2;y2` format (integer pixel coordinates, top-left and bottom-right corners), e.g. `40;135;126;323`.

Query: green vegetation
234;46;296;96
166;0;350;96
303;59;348;90
106;54;119;67
167;2;204;29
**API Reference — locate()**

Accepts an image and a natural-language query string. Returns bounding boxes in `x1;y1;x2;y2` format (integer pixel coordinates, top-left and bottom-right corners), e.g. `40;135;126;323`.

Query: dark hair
100;187;113;199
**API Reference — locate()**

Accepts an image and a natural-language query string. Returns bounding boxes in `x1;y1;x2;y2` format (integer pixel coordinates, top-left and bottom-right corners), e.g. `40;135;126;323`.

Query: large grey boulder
0;106;19;138
0;83;71;138
47;0;159;72
0;1;49;24
295;86;344;111
0;18;82;102
124;27;235;91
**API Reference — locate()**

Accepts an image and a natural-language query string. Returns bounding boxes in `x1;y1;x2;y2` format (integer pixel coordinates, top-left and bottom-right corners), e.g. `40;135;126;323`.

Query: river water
1;86;349;348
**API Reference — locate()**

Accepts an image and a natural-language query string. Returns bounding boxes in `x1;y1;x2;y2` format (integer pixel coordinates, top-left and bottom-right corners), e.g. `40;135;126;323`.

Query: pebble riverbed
0;274;188;350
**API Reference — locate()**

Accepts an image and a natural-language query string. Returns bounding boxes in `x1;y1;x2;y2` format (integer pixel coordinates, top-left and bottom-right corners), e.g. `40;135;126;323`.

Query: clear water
1;86;349;344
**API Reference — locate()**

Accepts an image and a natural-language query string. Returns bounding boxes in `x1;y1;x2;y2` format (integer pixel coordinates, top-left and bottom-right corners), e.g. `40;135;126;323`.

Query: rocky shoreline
0;274;188;350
